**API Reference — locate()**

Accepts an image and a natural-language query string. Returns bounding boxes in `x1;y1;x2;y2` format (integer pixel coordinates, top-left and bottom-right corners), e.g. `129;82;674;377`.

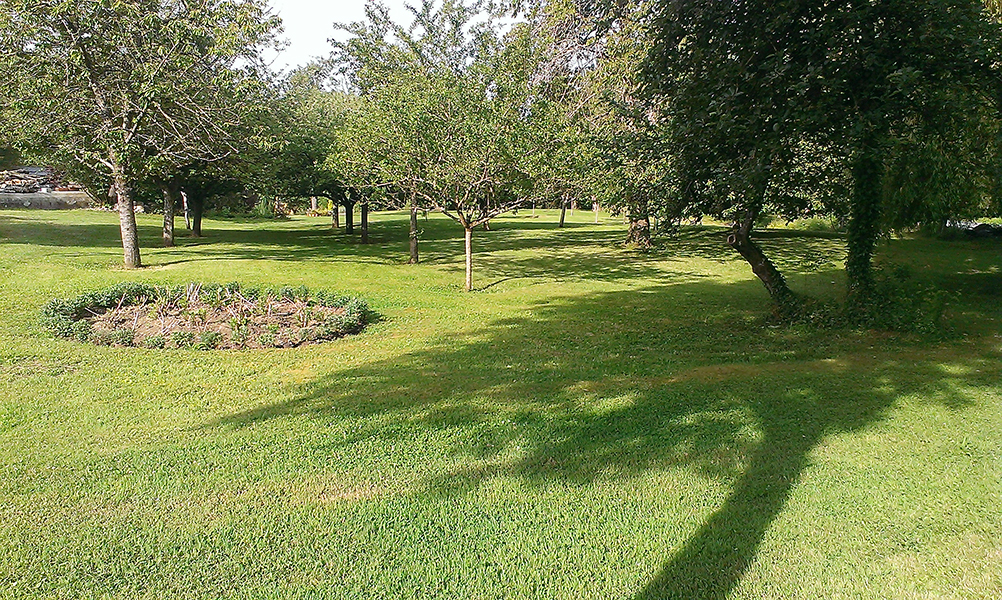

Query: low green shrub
198;331;223;350
170;331;196;349
849;266;951;334
142;334;167;349
110;328;135;347
70;319;92;342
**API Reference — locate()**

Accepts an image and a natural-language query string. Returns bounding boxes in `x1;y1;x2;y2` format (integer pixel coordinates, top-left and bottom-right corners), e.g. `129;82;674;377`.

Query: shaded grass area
1;208;1000;599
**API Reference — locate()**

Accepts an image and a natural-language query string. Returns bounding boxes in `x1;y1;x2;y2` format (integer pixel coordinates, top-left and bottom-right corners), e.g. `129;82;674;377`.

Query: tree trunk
996;91;1002;212
846;129;884;303
409;201;420;264
189;194;204;237
558;196;568;228
310;196;318;212
182;191;191;230
464;226;473;292
344;202;354;234
160;183;176;248
332;202;340;229
112;164;142;268
626;194;653;249
626;216;652;249
727;208;800;318
361;201;369;244
594;201;599;224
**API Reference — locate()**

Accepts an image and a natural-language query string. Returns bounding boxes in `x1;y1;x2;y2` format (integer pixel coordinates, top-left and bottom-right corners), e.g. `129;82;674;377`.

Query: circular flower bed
41;282;370;349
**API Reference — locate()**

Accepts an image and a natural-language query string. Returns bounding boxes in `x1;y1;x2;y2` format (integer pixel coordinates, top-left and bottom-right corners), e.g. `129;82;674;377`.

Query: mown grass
0;208;1000;599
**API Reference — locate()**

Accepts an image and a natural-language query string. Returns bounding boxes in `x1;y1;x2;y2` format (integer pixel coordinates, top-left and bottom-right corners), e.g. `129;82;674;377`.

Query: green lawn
1;208;1000;599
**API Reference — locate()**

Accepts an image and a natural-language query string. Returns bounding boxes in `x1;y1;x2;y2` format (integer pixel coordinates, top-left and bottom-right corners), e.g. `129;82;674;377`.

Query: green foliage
331;0;543;226
110;328;136;347
197;331;223;350
70;320;93;343
846;266;952;334
277;285;309;302
644;0;1002;298
169;331;196;349
40;282;158;338
141;334;167;350
0;146;21;169
792;218;844;234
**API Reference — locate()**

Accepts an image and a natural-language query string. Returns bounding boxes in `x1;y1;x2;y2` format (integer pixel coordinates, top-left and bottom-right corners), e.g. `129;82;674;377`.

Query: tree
643;1;829;317
577;2;673;250
0;147;22;170
815;1;1001;304
333;0;544;289
0;0;278;267
265;66;368;234
644;0;1002;315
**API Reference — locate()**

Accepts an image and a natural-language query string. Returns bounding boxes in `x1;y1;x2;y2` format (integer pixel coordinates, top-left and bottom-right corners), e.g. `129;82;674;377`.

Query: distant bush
142;334;167;349
791;218;844;234
170;331;196;349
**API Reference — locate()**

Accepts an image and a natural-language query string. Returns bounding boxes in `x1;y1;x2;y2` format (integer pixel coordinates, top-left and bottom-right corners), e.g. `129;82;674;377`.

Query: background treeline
2;0;1000;310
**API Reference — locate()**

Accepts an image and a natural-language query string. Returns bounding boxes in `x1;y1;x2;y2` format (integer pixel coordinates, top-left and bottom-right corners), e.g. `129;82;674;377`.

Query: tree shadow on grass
202;280;998;598
655;226;849;273
0;213;159;249
2;211;857;289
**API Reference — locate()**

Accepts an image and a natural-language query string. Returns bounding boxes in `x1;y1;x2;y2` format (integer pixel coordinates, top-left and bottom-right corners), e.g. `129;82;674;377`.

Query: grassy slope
0;208;999;600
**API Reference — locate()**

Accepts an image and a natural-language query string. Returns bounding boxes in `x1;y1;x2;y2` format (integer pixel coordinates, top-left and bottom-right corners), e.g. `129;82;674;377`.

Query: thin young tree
333;0;544;289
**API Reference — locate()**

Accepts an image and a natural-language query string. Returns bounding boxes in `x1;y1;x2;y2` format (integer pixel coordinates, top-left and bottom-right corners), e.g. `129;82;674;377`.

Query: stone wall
0;192;91;209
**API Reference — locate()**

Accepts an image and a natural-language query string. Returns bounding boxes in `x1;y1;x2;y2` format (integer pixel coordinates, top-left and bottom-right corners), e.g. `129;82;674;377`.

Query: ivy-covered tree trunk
409;202;419;264
846;128;885;303
111;159;141;268
464;226;474;291
995;89;1002;217
727;207;800;319
626;197;652;249
626;216;652;249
